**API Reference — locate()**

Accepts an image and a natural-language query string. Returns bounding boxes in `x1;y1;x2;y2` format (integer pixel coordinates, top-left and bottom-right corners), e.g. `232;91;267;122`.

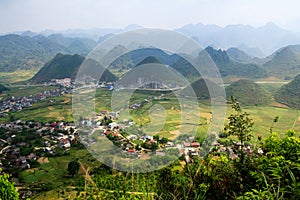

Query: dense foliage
0;169;19;200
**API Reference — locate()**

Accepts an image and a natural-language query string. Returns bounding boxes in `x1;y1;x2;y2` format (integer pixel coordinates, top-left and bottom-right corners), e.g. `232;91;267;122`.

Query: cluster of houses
0;120;77;172
47;78;72;87
0;87;72;115
129;99;149;110
78;110;208;162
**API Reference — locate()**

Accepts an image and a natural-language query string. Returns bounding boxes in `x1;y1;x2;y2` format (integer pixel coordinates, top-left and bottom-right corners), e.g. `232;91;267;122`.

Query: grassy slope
20;148;100;199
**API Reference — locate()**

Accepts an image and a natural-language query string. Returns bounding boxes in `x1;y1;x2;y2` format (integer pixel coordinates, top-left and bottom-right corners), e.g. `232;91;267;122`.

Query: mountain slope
226;79;272;105
135;56;162;66
205;47;266;78
0;34;50;71
263;45;300;79
0;34;98;72
181;78;224;99
30;53;117;83
110;46;266;79
274;74;300;109
109;48;200;79
227;47;253;63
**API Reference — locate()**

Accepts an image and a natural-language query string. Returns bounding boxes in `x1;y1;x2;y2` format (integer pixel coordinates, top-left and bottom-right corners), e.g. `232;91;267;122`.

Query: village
77;108;211;163
0;108;205;177
0;78;254;177
0;120;78;173
0;79;75;115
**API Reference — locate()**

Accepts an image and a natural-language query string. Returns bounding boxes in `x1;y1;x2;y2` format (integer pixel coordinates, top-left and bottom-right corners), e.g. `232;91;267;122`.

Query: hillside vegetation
109;48;200;79
263;45;300;79
110;47;267;80
205;46;267;78
226;79;272;105
181;78;224;99
30;53;117;83
275;74;300;108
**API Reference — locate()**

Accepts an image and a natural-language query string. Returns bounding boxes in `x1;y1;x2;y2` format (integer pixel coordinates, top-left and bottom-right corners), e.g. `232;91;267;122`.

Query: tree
224;96;254;161
270;116;279;133
67;160;80;176
0;168;19;200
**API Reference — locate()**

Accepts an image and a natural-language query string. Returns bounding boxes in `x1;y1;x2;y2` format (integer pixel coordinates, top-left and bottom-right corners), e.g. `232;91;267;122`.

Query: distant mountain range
4;22;300;57
3;22;300;82
27;43;300;84
176;22;300;57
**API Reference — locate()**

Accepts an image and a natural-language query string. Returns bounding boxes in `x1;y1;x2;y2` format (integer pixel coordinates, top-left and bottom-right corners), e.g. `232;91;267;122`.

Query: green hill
110;47;267;80
263;45;300;79
110;48;200;79
135;56;161;66
274;74;300;108
227;47;254;63
181;78;224;99
30;53;117;83
226;79;272;106
205;46;267;78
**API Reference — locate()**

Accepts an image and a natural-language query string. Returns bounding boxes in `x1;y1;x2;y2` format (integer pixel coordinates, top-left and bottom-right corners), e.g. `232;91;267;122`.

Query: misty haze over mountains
6;22;300;57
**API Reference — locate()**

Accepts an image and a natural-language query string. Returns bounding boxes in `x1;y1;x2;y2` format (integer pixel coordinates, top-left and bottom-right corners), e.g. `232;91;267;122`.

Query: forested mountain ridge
205;46;267;78
0;34;97;72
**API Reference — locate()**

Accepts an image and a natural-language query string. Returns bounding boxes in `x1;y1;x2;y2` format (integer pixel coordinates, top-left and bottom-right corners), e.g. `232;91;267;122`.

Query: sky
1;0;300;33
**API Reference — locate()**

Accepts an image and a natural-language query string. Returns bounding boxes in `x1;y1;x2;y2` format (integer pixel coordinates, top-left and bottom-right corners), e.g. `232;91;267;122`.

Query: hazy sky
1;0;300;33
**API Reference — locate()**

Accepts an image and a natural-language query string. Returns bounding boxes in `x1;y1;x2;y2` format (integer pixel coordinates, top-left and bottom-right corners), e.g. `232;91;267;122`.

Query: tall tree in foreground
224;96;254;162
